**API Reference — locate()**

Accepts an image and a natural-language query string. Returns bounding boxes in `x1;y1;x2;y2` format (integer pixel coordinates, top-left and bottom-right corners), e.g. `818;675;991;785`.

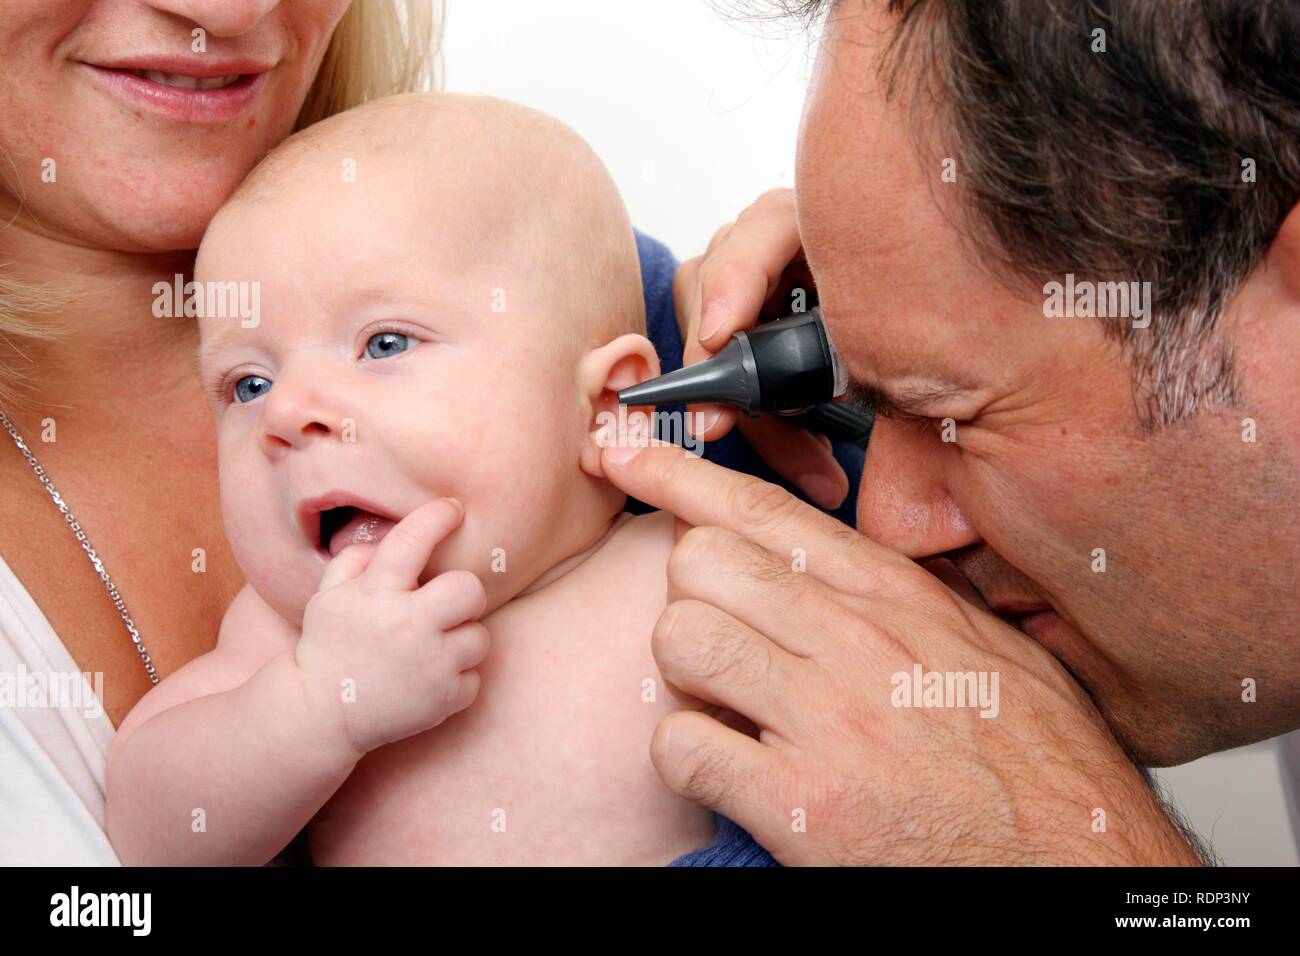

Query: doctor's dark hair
768;0;1300;428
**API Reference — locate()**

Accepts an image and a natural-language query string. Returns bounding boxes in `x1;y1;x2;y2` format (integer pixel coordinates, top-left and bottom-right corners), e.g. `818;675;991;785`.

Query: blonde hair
296;1;443;130
0;0;443;410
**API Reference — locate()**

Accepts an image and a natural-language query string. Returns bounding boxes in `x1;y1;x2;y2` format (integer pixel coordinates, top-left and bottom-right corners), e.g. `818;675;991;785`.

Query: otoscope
617;307;872;445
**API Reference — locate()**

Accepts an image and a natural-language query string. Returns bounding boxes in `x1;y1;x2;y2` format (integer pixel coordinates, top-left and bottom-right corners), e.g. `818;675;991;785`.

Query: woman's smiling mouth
76;55;272;123
120;69;245;91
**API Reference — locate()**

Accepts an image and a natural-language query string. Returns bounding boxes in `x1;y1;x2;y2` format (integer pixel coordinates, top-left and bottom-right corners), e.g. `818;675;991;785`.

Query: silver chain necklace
0;408;158;685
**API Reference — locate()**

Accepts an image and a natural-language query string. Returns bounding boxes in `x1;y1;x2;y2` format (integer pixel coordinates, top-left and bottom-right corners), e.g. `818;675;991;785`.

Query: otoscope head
617;307;840;416
616;335;761;415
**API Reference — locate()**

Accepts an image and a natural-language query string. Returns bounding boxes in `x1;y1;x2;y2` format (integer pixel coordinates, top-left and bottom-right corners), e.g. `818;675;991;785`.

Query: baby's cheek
418;509;496;581
222;498;315;621
417;510;527;616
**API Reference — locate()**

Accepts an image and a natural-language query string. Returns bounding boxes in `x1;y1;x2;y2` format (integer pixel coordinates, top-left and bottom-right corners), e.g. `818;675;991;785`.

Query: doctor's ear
1265;202;1300;303
578;333;661;478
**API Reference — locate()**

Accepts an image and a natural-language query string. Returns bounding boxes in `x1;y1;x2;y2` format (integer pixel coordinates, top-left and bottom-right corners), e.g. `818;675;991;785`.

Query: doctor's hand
675;188;849;512
601;440;1202;866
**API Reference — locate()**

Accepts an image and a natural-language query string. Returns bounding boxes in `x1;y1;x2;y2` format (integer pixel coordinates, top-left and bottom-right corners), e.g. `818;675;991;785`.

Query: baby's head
196;92;658;625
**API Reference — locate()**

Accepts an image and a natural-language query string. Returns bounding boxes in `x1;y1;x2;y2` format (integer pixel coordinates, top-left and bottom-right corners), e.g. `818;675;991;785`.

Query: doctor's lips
298;494;402;559
989;601;1059;636
75;54;274;122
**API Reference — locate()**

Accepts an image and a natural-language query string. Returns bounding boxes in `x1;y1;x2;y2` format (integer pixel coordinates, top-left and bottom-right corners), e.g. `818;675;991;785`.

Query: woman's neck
1;222;200;419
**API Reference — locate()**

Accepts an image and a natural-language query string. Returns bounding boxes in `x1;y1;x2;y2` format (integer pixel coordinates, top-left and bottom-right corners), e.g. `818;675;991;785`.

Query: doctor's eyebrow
841;378;969;420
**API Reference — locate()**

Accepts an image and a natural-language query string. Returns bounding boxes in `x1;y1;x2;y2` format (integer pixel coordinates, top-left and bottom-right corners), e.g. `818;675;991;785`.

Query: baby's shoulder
603;509;677;562
572;510;677;603
492;511;676;627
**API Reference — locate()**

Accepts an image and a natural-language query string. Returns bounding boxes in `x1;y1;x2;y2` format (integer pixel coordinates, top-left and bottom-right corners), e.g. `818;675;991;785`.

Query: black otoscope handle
746;312;836;413
786;402;874;448
746;312;873;446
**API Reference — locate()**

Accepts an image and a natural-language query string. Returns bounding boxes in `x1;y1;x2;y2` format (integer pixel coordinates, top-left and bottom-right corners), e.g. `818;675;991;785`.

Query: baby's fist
295;498;490;757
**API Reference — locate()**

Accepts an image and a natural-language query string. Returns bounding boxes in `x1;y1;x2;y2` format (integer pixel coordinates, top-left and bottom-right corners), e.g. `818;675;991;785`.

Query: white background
439;0;1297;866
441;0;816;259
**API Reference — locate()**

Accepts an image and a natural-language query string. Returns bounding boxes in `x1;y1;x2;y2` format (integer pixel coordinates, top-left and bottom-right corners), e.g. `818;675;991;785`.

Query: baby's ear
578;333;661;478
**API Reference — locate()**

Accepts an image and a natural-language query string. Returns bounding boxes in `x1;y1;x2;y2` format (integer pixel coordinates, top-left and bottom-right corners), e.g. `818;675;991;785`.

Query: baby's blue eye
233;374;272;403
366;332;410;359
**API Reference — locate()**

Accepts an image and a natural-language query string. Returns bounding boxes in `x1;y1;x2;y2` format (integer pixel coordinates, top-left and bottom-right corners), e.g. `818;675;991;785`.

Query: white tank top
0;554;120;865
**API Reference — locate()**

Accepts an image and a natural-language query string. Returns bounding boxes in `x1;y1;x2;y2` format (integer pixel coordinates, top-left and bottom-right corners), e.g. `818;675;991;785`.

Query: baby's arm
106;498;490;866
105;583;356;866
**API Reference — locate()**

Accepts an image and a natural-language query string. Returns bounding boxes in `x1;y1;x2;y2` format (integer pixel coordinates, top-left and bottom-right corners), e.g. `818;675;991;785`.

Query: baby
104;92;734;866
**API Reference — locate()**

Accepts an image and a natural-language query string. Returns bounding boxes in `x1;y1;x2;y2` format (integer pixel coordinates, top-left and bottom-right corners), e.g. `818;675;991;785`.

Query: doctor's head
793;0;1300;765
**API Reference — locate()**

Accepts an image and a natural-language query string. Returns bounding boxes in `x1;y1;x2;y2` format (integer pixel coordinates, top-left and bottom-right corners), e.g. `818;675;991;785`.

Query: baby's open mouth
317;506;398;557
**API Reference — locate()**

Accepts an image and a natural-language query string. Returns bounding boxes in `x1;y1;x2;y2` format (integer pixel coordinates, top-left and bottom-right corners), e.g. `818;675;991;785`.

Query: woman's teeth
127;69;242;91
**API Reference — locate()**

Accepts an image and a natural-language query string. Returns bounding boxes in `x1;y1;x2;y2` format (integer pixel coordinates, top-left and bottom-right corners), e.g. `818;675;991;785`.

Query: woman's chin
37;181;234;255
38;115;278;251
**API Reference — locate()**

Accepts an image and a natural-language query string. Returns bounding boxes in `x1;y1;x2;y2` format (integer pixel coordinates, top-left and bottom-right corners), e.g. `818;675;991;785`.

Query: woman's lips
122;69;244;90
77;61;268;123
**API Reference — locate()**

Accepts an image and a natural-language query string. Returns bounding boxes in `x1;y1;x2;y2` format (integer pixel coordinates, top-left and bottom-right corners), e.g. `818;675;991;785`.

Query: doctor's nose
854;415;980;560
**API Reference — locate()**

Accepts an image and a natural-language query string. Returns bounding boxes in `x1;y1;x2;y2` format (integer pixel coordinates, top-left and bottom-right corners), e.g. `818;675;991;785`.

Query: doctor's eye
364;331;411;360
233;374;272;404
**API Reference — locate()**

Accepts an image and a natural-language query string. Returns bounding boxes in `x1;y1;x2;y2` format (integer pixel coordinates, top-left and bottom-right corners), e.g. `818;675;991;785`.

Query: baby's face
196;164;591;624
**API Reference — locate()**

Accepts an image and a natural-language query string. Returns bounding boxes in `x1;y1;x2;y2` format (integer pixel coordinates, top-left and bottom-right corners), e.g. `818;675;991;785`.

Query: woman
0;0;860;864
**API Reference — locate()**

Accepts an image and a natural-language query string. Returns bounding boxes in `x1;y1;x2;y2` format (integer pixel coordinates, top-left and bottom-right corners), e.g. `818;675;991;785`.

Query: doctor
605;0;1300;864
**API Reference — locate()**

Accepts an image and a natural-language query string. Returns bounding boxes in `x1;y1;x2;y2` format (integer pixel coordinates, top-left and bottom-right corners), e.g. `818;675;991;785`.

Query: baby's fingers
442;621;491;672
364;497;465;590
446;669;482;717
317;542;377;593
419;569;488;631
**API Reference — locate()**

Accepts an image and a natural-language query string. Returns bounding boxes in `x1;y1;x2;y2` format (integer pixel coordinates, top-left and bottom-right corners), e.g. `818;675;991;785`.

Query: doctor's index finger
601;441;882;586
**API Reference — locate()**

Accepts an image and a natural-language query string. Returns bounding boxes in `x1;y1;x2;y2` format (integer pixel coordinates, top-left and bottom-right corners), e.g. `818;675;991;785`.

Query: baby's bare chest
310;522;714;864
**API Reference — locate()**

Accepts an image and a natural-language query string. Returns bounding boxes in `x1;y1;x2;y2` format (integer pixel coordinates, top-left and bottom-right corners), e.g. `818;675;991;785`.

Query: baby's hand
294;497;490;757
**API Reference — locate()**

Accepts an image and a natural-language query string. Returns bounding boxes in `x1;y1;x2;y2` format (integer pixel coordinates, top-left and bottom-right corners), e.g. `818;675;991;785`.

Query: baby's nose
257;376;351;455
